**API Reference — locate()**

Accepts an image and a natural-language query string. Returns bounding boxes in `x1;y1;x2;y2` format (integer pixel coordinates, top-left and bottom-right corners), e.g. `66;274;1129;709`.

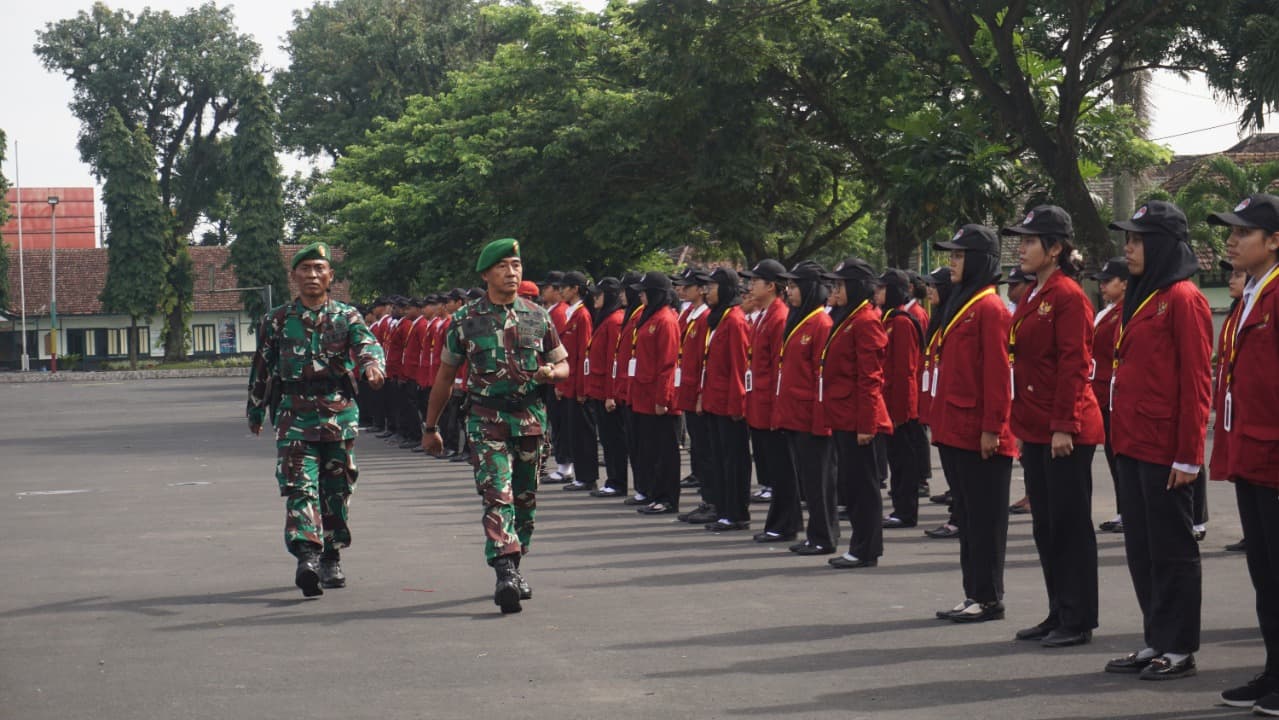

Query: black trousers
550;392;573;465
915;423;933;482
1101;406;1121;517
887;420;927;525
632;412;681;507
787;431;838;549
1021;442;1099;632
707;413;752;522
1193;467;1209;525
757;427;801;535
440;394;461;452
623;404;643;497
684;412;714;501
874;434;889;485
591;399;628;493
385;379;403;433
1115;455;1201;654
1236;479;1279;679
568;399;599;487
939;445;1011;604
835;431;883;561
397;380;422;441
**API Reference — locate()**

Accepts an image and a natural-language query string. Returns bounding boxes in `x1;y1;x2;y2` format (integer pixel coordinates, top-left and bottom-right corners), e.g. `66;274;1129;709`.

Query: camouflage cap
476;237;520;273
291;241;333;270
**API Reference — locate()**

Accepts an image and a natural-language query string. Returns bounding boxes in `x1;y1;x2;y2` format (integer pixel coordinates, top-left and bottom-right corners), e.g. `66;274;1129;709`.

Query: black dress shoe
828;555;877;569
590;486;625;498
411;446;425;453
637;502;678;515
1014;620;1057;641
924;524;961;539
1225;538;1247;552
929;491;952;505
1139;654;1196;681
679;475;701;488
1040;629;1091;648
1098;519;1122;532
622;495;650;506
375;431;395;439
948;600;1004;623
706;520;750;532
753;530;797;543
789;542;835;556
1104;652;1155;674
918;483;931;498
936;599;974;620
562;481;596;492
882;515;916;529
677;503;714;522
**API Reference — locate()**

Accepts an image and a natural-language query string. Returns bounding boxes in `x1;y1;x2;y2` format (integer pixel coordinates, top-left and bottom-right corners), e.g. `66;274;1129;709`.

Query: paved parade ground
0;377;1265;720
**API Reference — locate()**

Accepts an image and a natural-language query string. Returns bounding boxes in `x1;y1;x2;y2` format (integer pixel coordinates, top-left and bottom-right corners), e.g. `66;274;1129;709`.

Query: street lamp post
48;195;59;373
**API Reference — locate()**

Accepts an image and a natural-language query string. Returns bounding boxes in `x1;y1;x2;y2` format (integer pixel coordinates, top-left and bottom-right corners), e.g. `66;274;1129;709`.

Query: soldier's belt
281;377;343;396
468;392;539;413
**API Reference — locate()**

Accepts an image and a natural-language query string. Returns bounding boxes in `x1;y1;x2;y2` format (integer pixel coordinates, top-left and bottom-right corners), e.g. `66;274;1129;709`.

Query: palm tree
1176;155;1279;252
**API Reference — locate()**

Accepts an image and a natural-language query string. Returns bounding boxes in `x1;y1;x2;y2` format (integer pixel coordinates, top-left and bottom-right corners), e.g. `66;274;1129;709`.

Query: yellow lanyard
618;305;644;354
820;300;869;370
1225;265;1279;385
1112;291;1160;368
679;305;705;359
777;306;826;373
935;287;996;358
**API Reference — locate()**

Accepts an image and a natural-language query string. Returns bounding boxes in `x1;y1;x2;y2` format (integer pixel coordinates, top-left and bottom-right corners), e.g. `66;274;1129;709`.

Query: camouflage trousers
469;427;544;564
276;439;358;555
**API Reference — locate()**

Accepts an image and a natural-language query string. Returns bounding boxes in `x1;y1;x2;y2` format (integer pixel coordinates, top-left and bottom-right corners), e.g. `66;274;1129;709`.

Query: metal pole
48;195;59;373
14;141;28;371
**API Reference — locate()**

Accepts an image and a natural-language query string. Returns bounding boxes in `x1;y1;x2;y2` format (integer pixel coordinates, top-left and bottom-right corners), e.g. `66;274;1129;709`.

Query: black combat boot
512;554;532;600
293;542;323;598
492;556;523;614
319;548;346;589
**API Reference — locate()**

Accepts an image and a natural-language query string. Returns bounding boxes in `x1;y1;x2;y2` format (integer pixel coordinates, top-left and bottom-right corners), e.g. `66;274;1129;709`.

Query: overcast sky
1;1;1271;208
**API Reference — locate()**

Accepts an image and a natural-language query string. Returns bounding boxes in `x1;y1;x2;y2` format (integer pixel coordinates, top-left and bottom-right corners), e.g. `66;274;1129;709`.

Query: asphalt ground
0;377;1263;720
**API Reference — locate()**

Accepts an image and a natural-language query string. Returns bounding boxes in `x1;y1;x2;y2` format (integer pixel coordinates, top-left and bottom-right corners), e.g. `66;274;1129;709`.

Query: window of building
107;328;150;357
192;324;217;355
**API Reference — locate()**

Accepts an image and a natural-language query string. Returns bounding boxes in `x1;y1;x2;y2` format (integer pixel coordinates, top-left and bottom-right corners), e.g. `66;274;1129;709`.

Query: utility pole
47;194;59;373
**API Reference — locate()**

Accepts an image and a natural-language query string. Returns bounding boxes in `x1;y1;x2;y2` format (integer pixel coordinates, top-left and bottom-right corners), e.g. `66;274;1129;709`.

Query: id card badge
1109;375;1116;413
921;367;930;394
775;370;783;396
1224;391;1233;432
674;367;682;388
930;365;939;397
744;369;753;392
583;358;590;375
611;360;618;379
818;376;824;402
627;358;637;377
1010;367;1016;400
1088;359;1096;382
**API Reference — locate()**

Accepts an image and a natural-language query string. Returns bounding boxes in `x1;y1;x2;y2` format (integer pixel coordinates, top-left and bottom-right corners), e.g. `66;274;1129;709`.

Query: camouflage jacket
441;295;567;438
247;298;385;442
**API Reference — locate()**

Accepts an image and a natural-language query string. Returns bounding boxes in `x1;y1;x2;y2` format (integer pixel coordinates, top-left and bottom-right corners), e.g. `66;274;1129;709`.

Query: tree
1176;155;1279;252
274;0;516;160
227;74;289;321
36;2;259;358
912;1;1279;260
0;129;9;312
98;109;169;369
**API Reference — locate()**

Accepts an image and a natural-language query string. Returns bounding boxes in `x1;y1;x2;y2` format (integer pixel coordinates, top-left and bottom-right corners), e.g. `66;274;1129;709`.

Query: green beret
476;237;520;272
292;242;333;270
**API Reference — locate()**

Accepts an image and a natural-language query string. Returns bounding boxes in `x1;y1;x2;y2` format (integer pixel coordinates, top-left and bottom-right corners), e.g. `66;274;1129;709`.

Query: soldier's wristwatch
423;425;438;433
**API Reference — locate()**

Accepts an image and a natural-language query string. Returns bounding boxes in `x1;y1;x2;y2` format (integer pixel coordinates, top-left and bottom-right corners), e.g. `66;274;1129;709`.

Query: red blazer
676;306;710;412
882;308;922;425
819;302;892;436
1110;280;1213;468
1091;303;1120;411
1209;302;1241;480
1009;272;1105;445
385;317;411;378
556;302;593;399
770;307;832;436
746;298;788;430
1211;278;1279;488
549;302;569;335
585;309;622;401
929;289;1017;456
402;316;427;383
701;307;750;418
907;300;929;334
611;305;644;403
629;306;680;416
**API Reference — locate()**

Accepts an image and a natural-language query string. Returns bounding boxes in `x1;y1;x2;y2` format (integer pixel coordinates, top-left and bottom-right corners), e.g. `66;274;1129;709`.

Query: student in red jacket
773;260;836;555
1205;194;1279;712
820;258;892;568
879;269;927;530
628;272;682;514
1088;259;1129;534
699;268;753;531
541;271;573;481
1211;262;1248;554
609;272;647;504
558;272;597;492
929;225;1017;624
673;269;715;522
585;277;628;498
1000;205;1105;648
740;259;800;542
906;271;933;497
1103;200;1212;681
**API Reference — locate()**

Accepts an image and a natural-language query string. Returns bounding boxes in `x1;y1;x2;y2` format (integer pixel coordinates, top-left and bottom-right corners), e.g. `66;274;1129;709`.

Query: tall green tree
0;129;10;312
274;0;517;160
227;74;289;322
35;2;259;358
913;0;1279;260
98;109;169;369
1176;156;1279;252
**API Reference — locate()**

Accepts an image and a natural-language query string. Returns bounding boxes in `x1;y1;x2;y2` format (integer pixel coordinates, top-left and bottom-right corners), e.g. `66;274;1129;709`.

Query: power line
1150;121;1240;141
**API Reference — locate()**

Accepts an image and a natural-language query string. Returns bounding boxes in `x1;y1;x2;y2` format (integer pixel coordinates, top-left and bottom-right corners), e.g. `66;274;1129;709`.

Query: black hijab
782;261;829;337
1122;232;1199;323
826;258;877;329
924;266;953;345
881;268;924;349
620;271;643;322
636;271;674;327
592;277;623;325
706;268;743;331
937;248;1001;336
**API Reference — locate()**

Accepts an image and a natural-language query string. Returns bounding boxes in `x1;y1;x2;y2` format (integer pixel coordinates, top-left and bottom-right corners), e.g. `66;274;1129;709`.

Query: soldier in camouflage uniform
422;238;568;614
248;242;386;598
